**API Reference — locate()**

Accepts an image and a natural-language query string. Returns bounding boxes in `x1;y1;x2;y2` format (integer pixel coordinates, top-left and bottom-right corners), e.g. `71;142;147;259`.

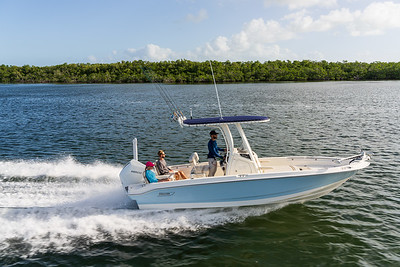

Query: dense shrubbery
1;60;400;84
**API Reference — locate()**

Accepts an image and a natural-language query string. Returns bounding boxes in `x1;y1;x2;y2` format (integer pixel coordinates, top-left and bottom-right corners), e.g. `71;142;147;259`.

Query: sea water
0;82;399;266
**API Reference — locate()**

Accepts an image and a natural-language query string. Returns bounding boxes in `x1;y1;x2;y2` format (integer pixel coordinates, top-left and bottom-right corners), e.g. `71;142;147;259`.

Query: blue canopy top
183;115;270;126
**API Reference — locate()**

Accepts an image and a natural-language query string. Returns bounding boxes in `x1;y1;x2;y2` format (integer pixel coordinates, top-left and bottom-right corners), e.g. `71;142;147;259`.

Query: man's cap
209;130;219;135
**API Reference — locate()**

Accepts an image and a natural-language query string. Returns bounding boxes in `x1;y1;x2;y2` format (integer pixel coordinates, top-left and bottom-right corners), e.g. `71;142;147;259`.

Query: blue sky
1;0;400;66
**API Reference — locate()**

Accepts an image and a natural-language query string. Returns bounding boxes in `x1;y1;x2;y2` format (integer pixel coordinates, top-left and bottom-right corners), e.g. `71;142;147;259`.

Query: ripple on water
0;82;399;266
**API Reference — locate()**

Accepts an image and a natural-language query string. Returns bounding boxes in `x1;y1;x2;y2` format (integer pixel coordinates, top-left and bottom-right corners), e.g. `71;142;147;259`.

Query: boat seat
190;163;208;177
142;171;150;184
154;162;162;175
189;152;199;166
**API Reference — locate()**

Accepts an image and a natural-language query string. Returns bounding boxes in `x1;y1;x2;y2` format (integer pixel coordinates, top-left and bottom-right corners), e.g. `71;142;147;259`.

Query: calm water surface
0;82;399;266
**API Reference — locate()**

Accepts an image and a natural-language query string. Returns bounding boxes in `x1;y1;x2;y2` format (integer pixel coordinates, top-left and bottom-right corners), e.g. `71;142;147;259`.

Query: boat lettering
158;192;175;197
130;170;142;174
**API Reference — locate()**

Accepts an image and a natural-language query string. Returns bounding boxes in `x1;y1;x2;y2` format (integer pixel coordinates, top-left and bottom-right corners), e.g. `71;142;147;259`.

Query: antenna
209;61;223;119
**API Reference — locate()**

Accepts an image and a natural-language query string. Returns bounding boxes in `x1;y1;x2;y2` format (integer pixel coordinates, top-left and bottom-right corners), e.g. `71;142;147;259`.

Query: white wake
0;157;284;256
0;156;121;181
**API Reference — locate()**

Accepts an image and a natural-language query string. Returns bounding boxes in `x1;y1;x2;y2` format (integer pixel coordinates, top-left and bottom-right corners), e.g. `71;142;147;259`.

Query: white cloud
241;18;295;43
146;44;173;60
264;0;337;10
125;44;174;61
93;2;400;62
185;8;208;23
305;50;325;61
348;1;400;36
192;18;297;61
112;17;297;62
286;1;400;36
126;48;137;54
187;1;400;60
283;8;351;33
87;55;97;63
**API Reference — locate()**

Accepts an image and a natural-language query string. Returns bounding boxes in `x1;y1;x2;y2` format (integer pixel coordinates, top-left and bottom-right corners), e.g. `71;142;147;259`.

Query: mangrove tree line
1;60;400;83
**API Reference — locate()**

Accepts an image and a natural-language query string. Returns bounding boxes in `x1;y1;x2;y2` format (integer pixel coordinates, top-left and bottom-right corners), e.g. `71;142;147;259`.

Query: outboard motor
119;160;146;191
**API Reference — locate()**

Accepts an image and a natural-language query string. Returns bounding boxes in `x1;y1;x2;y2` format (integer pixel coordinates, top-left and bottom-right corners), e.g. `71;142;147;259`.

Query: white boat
119;115;370;210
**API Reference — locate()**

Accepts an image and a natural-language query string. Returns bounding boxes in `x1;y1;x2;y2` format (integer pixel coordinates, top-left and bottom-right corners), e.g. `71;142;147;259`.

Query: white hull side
135;178;348;209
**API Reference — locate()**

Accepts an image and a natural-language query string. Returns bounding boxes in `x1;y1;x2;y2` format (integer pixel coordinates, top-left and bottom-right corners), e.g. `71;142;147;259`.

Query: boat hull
126;170;357;209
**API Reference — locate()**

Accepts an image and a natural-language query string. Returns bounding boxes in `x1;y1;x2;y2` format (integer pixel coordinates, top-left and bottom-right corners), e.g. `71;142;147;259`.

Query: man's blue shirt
145;169;158;183
208;139;224;158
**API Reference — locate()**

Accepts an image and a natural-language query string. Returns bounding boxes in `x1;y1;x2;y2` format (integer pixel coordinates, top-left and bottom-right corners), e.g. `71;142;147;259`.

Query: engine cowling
119;160;146;189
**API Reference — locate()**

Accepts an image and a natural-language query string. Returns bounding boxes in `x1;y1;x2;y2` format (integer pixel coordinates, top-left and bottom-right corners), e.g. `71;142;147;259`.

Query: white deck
160;155;351;180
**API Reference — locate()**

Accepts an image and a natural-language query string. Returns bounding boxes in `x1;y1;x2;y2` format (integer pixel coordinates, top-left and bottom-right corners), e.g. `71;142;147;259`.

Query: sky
1;0;400;66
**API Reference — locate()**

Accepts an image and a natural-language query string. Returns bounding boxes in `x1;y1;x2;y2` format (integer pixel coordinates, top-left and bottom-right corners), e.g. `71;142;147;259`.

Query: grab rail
338;151;370;164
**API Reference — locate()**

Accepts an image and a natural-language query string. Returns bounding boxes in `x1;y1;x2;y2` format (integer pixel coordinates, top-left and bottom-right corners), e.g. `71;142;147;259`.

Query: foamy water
0;157;283;256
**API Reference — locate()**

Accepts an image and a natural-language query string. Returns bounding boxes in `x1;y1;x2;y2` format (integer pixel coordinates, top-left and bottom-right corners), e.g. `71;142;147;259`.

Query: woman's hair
158;150;165;156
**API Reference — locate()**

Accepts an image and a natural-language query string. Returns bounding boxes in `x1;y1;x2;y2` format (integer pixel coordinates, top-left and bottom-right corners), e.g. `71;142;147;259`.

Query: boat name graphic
158;192;175;197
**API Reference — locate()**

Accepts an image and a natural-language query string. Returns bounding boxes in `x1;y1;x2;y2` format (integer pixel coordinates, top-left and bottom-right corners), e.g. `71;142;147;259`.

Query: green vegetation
1;60;400;84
